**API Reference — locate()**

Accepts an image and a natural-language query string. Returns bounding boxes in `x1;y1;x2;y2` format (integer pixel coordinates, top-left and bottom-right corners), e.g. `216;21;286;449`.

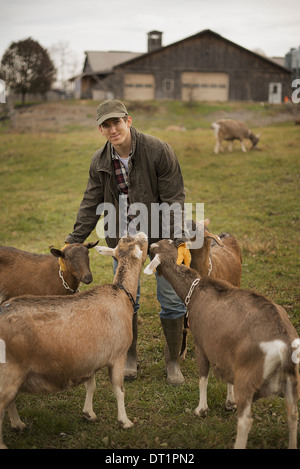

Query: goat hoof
194;407;209;418
225;401;237;412
12;421;26;431
83;411;97;422
124;369;138;381
121;419;134;429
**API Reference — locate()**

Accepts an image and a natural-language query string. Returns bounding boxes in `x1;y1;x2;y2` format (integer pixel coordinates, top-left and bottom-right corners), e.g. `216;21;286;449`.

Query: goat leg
7;400;26;430
109;359;133;429
194;346;209;417
195;376;209;417
225;383;237;411
83;374;97;421
234;401;253;449
285;376;299;449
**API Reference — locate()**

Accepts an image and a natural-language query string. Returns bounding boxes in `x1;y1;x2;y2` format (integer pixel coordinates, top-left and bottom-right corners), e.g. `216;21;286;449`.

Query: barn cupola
147;31;163;52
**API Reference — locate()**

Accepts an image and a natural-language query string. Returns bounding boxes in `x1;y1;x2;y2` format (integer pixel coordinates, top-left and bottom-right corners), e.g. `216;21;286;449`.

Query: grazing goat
190;219;242;287
0;242;98;303
0;233;148;449
144;239;299;449
211;119;260;154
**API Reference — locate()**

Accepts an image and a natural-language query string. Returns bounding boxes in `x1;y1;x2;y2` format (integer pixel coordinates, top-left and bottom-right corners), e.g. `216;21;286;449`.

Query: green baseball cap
96;99;128;125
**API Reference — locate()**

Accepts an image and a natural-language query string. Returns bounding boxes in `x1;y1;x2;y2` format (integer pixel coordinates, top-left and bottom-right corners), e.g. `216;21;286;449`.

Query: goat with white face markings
144;239;299;449
0;233;148;449
211;119;260;154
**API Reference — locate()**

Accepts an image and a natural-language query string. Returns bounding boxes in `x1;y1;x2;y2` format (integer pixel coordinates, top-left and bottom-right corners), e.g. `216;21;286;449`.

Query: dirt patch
10;101;96;132
6;100;300;133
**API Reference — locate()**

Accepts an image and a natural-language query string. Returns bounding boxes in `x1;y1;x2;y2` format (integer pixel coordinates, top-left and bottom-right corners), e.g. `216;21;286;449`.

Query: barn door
268;83;282;104
181;72;229;102
124;74;155;100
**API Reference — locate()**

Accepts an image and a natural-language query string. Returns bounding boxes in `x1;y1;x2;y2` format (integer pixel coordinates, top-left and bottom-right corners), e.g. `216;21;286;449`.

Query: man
65;99;191;385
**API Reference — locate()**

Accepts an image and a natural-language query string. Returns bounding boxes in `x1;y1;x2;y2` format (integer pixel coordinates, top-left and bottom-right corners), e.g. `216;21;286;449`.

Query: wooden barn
112;30;291;103
74;29;291;103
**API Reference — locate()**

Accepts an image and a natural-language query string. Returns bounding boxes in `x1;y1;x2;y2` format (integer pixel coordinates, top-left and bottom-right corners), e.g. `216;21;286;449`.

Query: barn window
163;79;174;92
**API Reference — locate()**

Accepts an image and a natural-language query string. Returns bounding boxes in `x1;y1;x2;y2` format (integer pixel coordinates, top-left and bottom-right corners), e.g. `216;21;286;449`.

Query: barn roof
114;29;290;73
82;50;143;76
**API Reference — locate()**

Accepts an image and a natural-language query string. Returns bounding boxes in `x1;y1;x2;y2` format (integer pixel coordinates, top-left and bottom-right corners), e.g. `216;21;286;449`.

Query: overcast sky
1;0;299;76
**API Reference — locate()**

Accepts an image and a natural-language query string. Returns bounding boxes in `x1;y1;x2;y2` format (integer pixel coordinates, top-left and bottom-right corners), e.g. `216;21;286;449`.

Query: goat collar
207;256;212;276
116;283;135;308
184;278;200;328
59;266;79;294
185;278;200;307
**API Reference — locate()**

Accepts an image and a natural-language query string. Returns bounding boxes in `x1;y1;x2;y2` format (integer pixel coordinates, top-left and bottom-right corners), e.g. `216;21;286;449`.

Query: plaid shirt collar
111;147;136;233
111;147;132;194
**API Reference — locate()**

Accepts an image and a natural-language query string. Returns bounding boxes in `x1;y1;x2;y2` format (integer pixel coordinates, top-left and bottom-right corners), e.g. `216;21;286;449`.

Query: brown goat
188;219;242;410
190;219;242;287
0;233;148;449
0;242;98;303
211;119;260;154
145;239;299;449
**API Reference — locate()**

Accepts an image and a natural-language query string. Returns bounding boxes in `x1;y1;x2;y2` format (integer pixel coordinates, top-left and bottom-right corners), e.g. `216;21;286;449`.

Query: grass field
0;100;299;450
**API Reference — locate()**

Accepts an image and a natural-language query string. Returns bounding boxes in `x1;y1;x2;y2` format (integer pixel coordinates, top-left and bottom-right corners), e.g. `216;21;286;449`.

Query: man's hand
176;243;191;267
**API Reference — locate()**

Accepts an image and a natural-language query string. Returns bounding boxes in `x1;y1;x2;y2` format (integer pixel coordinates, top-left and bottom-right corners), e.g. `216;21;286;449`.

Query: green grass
0;100;300;450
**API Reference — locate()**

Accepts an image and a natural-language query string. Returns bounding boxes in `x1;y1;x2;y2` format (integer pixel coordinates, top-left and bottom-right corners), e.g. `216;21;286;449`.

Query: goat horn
206;232;224;247
94;246;116;256
144;254;161;275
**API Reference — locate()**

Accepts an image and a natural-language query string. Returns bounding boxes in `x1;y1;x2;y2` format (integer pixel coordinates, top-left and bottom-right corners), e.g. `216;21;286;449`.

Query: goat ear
144;254;161;275
94;245;116;256
50;248;64;258
84;241;99;249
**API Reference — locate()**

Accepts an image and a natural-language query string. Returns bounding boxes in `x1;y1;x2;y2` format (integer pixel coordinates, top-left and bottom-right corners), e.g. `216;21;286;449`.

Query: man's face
99;116;132;147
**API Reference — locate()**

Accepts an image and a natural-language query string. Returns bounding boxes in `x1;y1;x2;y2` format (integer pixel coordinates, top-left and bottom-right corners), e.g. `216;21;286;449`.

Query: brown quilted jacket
66;127;189;248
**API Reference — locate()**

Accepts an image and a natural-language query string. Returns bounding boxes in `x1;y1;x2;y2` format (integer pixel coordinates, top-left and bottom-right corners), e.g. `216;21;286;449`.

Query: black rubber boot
160;317;185;386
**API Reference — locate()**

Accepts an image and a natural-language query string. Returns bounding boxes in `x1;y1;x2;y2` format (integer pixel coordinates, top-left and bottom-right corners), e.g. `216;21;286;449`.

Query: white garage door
181;72;229;102
124;74;155;100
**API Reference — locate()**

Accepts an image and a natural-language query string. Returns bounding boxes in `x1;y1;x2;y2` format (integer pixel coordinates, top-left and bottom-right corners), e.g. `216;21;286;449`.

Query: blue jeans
113;257;186;319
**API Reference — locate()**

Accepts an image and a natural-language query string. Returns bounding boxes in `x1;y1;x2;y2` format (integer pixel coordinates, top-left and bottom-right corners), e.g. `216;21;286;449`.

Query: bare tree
50;41;80;93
